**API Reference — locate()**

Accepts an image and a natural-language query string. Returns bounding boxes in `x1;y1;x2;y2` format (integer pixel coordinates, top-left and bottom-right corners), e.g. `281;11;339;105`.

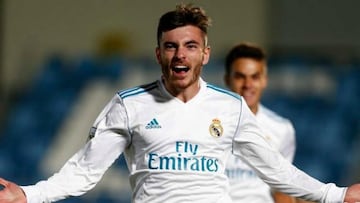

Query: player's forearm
21;130;127;203
234;108;347;201
21;171;100;203
233;139;346;202
20;157;104;203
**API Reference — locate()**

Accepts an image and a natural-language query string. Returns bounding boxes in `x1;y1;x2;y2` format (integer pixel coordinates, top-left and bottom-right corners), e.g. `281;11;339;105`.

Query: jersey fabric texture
21;78;346;203
226;104;296;203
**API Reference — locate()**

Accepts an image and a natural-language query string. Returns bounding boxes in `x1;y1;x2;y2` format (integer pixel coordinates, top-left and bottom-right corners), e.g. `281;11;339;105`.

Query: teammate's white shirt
226;104;296;203
21;78;345;203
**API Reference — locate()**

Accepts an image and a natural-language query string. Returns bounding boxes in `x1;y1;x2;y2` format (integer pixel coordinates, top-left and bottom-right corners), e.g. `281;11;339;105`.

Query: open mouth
172;66;190;73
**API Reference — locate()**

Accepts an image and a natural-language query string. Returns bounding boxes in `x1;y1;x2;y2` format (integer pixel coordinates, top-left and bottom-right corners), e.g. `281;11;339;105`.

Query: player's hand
344;184;360;203
0;178;26;203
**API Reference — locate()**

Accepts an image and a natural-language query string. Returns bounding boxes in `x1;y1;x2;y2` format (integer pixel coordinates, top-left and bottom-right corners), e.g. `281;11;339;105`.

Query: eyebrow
185;40;200;45
232;71;261;76
162;39;201;46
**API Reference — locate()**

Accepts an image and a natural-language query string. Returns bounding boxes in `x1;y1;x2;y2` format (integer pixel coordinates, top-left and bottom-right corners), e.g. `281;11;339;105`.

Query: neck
163;79;201;103
251;104;259;115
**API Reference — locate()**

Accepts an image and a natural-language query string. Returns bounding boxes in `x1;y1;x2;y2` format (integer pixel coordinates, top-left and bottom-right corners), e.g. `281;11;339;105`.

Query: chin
172;80;188;88
245;99;256;107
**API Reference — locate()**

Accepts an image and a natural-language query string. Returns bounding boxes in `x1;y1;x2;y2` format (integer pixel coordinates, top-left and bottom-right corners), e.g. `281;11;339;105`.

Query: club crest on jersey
209;118;223;137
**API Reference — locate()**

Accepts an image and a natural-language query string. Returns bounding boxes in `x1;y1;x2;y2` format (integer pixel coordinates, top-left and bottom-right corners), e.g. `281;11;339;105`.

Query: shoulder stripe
207;84;241;100
118;81;158;99
261;106;288;123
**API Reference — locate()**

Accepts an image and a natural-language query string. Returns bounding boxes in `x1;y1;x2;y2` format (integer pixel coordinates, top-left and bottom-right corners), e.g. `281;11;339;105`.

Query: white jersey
21;78;345;203
226;104;296;203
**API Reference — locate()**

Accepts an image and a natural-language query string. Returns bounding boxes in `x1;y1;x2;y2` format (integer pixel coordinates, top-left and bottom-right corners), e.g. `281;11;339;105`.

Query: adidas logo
145;118;162;129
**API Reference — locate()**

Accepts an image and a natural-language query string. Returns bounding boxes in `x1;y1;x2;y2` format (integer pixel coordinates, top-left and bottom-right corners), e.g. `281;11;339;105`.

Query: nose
175;46;185;59
244;78;252;88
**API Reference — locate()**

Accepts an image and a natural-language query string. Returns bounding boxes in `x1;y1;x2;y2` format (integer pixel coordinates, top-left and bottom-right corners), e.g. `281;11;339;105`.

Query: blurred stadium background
0;1;359;203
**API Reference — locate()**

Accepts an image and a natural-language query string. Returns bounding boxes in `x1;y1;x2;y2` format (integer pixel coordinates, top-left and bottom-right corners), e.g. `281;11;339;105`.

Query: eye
252;73;261;80
233;72;245;80
187;44;198;49
164;43;177;50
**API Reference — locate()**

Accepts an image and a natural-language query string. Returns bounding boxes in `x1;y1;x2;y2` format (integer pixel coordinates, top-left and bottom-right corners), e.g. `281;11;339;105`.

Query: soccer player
1;3;360;203
223;43;296;203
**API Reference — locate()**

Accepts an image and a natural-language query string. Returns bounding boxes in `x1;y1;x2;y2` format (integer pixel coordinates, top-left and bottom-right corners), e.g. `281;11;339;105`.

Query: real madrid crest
209;118;223;137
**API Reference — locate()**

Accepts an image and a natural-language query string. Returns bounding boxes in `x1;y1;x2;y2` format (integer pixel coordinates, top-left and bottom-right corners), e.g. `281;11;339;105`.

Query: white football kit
21;78;345;203
226;104;296;203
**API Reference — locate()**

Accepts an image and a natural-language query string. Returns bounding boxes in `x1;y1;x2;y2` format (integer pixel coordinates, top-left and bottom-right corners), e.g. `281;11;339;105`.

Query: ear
261;63;268;88
262;74;268;88
155;46;161;64
202;46;211;65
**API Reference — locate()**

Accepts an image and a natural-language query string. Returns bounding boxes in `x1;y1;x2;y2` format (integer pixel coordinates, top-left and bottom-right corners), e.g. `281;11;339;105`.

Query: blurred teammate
1;3;360;203
224;43;296;203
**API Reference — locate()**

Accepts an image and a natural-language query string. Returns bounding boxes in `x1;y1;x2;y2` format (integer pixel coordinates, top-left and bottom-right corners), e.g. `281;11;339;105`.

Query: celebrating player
1;3;360;203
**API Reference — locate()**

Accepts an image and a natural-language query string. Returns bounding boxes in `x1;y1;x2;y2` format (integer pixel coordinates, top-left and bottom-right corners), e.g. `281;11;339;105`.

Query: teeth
172;66;190;73
174;66;187;69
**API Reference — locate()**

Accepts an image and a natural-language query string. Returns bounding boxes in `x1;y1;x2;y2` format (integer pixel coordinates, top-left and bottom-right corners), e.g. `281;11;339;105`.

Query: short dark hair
157;3;211;46
225;43;267;76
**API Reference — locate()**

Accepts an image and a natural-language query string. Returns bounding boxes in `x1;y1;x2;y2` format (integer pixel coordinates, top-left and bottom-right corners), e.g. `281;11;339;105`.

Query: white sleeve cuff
323;183;347;203
21;185;47;203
